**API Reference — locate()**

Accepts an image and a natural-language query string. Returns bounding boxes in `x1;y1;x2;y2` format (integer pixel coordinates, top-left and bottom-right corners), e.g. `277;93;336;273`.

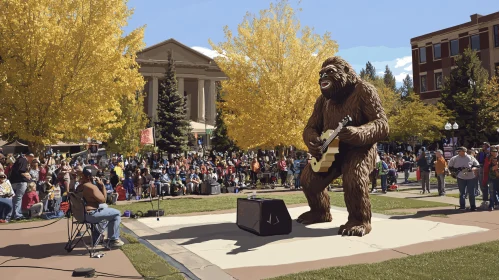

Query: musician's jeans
404;169;410;182
458;178;476;209
380;175;387;192
86;204;121;241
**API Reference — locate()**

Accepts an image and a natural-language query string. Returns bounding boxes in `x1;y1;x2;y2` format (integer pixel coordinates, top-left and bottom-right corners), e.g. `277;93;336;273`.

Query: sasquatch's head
318;56;359;102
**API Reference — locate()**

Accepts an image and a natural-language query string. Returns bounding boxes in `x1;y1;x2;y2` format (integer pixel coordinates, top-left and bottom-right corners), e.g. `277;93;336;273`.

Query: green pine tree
155;50;191;154
359;68;367;79
360;61;376;80
440;48;490;146
211;81;239;152
399;74;414;100
383;65;397;92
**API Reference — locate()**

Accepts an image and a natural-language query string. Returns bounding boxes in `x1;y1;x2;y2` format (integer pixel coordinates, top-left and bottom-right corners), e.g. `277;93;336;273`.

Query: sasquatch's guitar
310;116;352;173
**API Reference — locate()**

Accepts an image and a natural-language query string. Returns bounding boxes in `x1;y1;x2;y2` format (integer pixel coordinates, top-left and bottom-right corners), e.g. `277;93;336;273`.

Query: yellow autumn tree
388;92;449;141
369;77;400;118
480;74;499;132
106;92;148;156
0;0;145;154
209;0;338;150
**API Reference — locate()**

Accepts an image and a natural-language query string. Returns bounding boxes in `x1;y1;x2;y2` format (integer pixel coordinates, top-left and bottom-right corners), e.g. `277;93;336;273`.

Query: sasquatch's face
318;64;349;100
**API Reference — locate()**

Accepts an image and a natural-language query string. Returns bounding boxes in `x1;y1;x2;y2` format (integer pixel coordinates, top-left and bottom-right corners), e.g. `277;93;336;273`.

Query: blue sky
125;0;498;85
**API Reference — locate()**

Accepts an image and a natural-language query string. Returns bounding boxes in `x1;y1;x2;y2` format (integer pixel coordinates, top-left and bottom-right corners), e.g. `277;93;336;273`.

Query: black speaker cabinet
236;198;292;236
200;181;221;195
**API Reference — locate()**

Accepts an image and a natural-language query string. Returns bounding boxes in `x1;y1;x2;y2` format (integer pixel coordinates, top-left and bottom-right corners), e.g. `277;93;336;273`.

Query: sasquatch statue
298;56;389;236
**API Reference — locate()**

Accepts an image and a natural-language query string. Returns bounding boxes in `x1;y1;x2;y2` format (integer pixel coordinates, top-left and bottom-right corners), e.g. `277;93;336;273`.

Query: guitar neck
323;125;342;148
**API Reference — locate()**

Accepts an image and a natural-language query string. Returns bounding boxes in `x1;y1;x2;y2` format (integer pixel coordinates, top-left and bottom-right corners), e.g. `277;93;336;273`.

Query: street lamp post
445;122;459;156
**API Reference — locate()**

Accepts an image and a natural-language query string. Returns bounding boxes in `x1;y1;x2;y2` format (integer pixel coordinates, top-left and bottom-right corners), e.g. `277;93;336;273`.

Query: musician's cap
491;148;498;152
483;142;490;147
82;167;95;177
456;146;467;152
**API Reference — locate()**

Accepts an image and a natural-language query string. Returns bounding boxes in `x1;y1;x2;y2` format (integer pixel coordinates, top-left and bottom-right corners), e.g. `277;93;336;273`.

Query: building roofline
410;11;499;43
137;38;214;63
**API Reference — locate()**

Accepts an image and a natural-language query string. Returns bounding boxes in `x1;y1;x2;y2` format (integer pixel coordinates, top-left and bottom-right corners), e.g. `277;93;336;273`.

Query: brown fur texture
299;56;389;237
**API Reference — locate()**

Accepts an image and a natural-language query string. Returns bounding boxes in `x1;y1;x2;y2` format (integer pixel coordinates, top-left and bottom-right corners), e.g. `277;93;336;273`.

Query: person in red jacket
21;182;43;217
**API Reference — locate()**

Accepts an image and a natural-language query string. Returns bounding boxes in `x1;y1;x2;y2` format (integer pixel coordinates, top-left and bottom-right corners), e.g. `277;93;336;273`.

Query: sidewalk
375;190;460;206
0;219;141;280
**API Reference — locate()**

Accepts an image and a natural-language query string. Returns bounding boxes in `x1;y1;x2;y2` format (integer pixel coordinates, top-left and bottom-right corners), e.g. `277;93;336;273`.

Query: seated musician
76;167;123;247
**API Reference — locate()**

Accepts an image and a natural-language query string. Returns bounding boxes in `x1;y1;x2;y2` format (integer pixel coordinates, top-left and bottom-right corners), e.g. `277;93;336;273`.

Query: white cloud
191;46;222;58
394;72;413;83
350;57;413;86
189;46;413;86
394;56;412;68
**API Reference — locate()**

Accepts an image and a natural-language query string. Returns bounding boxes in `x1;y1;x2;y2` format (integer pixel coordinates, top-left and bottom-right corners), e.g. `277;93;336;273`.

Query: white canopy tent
190;121;214;133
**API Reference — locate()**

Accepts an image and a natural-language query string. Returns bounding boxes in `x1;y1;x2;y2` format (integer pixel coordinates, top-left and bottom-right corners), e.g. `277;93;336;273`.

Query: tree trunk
27;141;45;158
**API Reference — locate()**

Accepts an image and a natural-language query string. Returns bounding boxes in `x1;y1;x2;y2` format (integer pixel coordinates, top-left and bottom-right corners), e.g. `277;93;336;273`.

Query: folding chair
64;192;110;258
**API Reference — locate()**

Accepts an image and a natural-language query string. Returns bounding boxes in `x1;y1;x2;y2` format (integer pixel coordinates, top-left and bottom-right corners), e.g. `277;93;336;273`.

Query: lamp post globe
452;122;459;130
444;122;452;130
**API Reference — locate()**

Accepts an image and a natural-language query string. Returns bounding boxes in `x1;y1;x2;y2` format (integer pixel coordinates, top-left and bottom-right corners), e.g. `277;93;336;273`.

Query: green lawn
429;176;457;184
121;233;184;280
269;240;499;280
111;192;450;216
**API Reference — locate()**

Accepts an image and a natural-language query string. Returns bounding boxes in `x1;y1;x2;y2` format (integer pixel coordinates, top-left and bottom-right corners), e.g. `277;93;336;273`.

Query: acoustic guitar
310;116;352;173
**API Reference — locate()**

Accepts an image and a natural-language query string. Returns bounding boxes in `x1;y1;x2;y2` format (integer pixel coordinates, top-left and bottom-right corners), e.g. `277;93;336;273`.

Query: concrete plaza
123;204;498;280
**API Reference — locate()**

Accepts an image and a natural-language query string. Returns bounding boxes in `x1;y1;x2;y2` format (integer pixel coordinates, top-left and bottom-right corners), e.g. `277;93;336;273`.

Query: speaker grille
237;199;261;232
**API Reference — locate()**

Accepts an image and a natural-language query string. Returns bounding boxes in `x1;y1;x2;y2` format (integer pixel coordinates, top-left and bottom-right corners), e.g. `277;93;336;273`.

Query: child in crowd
45;181;61;212
21;182;43;218
104;178;114;204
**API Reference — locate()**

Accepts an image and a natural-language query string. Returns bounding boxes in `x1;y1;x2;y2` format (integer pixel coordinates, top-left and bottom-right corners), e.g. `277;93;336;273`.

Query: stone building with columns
136;38;227;146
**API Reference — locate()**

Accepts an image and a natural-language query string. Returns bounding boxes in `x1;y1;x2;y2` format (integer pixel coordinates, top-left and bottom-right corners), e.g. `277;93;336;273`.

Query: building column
178;77;188;119
197;79;205;122
147;77;154;118
209;80;216;125
152;76;159;121
204;80;212;124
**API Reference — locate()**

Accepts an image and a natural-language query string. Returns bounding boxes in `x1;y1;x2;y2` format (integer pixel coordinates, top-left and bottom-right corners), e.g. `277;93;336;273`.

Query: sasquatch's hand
307;136;323;158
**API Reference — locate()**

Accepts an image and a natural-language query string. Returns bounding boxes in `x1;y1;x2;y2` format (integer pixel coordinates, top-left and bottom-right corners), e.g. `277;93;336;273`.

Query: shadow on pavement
0;242;87;259
145;221;340;255
389;208;465;220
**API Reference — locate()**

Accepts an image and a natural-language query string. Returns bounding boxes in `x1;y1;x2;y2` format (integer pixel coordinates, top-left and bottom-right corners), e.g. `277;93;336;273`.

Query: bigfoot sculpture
298;56;389;236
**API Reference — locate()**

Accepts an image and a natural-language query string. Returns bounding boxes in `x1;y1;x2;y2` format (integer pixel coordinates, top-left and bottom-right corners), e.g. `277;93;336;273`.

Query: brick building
411;12;499;103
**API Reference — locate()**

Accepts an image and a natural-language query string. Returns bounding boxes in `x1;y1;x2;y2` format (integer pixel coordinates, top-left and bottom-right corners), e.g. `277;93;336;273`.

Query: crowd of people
1;140;497;234
371;142;499;211
0;149;311;223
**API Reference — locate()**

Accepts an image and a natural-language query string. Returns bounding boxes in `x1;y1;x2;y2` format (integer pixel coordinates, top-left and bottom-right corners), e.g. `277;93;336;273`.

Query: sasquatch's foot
338;222;372;237
296;211;332;225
